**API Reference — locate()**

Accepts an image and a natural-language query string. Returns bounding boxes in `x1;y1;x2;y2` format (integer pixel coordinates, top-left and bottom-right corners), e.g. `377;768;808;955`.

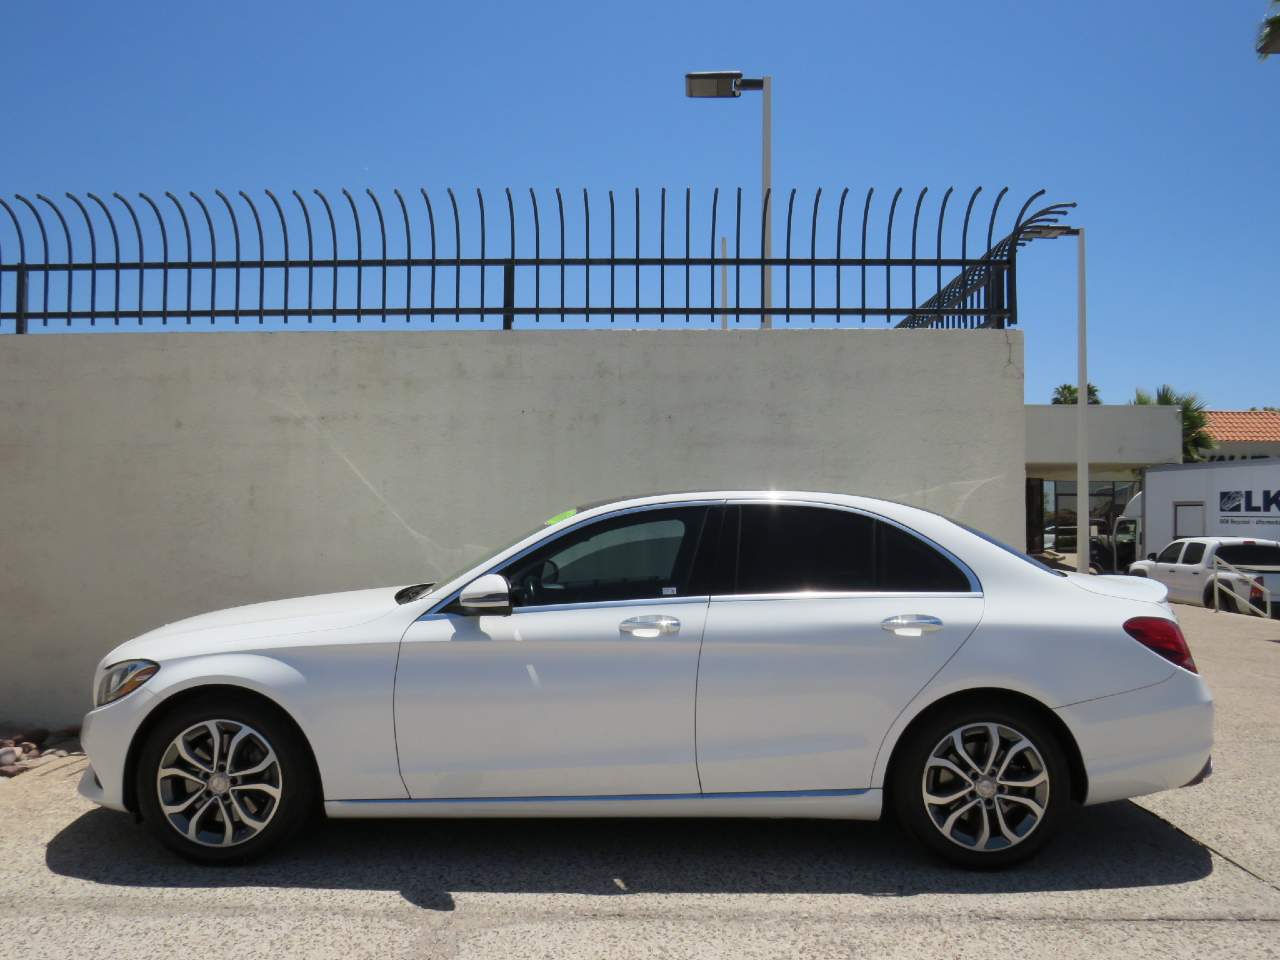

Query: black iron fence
0;186;1073;332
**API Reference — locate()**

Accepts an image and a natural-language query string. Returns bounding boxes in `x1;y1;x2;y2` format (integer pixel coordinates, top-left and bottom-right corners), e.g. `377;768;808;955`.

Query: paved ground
3;604;1278;960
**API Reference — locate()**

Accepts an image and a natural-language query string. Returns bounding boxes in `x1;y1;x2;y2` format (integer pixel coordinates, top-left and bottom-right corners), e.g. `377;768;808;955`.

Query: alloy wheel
921;721;1050;852
156;719;283;848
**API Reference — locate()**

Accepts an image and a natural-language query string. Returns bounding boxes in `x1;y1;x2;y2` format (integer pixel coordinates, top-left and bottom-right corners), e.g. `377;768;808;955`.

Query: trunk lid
1067;572;1169;606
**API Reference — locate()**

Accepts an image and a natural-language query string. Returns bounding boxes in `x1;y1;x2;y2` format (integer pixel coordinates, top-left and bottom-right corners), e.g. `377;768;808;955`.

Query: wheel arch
121;683;323;815
879;687;1088;806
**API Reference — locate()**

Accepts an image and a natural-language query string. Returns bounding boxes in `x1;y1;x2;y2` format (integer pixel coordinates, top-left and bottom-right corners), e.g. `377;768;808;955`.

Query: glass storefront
1026;479;1138;567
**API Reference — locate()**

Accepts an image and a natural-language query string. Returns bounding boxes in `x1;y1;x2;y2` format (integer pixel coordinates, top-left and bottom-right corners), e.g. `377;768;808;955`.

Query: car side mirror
458;573;512;616
1147;553;1157;561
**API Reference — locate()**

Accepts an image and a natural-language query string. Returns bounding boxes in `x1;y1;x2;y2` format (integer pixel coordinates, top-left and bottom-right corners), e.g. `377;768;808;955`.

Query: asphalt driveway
3;604;1278;959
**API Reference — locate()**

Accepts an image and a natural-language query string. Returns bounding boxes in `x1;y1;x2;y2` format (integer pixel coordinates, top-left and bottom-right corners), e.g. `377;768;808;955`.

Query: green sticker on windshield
544;508;578;526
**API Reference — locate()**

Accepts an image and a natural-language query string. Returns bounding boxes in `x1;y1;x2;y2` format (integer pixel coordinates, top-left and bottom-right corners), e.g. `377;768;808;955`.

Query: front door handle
619;615;680;638
881;614;944;637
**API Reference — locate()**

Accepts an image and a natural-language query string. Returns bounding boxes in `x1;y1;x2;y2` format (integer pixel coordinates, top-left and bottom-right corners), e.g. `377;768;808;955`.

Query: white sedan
79;491;1213;868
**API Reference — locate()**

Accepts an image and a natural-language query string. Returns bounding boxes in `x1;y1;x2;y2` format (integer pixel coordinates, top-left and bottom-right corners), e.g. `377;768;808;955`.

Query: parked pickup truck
1128;537;1280;617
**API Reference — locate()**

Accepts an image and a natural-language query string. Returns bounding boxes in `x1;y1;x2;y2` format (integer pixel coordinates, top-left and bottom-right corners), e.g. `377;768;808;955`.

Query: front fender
83;642;408;812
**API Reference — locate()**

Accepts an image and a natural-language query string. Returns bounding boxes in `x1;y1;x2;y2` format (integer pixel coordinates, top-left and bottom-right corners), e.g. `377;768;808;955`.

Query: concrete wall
1025;403;1182;479
0;330;1026;726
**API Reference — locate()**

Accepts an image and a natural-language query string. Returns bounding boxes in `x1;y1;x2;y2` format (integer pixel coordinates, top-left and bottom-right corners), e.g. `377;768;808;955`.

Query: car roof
570;490;950;523
1178;536;1280;546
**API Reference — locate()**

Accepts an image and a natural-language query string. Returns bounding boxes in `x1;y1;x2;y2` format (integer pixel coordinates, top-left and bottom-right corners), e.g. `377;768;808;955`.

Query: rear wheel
891;703;1072;868
1204;582;1242;614
135;696;315;863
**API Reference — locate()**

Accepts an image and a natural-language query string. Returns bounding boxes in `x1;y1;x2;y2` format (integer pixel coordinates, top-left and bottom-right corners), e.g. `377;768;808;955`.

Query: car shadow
46;801;1211;911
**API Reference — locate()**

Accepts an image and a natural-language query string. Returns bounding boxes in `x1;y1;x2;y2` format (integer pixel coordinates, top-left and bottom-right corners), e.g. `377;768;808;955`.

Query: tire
890;702;1072;869
1203;582;1242;614
134;694;316;864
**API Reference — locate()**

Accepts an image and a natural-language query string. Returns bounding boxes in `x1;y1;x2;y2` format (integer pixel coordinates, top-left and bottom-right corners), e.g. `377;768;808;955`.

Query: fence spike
112;193;145;324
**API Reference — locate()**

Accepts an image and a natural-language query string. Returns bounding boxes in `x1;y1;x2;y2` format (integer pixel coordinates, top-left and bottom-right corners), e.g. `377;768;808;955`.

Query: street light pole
685;70;773;328
1020;222;1088;571
1075;227;1089;574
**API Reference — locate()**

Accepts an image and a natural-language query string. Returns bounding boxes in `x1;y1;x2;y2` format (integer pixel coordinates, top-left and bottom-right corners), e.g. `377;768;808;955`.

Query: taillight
1250;578;1264;605
1123;617;1197;674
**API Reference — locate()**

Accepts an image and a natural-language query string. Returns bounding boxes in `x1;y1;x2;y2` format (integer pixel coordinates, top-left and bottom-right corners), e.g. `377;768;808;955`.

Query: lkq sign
1219;488;1280;531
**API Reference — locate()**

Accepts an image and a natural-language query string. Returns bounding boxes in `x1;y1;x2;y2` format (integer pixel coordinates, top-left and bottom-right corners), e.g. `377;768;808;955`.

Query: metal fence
0;186;1073;332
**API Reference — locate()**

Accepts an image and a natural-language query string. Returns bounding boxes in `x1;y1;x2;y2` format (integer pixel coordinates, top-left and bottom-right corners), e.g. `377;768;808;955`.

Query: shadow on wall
46;801;1210;911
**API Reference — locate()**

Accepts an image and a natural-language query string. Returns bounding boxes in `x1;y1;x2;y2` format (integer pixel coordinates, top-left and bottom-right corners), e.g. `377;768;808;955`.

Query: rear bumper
1056;668;1213;806
1183;756;1213;787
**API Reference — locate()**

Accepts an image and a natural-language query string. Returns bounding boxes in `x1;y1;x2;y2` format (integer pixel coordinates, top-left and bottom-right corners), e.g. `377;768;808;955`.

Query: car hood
104;586;410;664
1067;572;1169;606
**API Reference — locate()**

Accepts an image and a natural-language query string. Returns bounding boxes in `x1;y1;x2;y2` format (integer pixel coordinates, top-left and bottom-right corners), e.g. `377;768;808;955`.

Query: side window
876;520;971;592
501;507;707;607
1156;541;1185;564
1180;542;1206;566
735;505;876;593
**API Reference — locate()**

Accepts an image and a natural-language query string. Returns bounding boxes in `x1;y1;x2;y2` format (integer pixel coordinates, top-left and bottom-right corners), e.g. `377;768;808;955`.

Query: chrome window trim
422;499;724;618
725;497;983;596
708;591;983;603
509;595;711;615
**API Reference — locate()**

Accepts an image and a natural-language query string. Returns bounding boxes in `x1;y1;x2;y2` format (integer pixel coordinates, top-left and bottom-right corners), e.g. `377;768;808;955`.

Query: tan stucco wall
1025;403;1182;480
0;329;1026;725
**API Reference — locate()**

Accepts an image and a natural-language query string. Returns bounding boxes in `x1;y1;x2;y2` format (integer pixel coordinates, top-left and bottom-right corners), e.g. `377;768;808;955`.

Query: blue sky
2;1;1276;408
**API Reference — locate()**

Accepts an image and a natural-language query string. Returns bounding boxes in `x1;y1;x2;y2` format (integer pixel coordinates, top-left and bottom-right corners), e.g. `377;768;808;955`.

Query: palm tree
1051;383;1100;405
1260;1;1280;57
1133;385;1215;462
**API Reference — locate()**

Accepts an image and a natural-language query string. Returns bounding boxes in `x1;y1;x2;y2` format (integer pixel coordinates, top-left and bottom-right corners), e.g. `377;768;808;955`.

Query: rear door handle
881;614;944;637
619;615;680;638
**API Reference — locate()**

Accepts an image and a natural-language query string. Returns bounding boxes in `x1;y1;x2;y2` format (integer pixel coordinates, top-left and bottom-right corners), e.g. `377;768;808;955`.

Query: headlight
94;660;159;707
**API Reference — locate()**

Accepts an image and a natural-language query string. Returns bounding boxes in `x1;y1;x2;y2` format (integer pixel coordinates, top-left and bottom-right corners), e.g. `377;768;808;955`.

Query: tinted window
732;505;970;594
955;521;1064;577
1216;544;1280;567
736;505;875;594
1180;542;1206;565
1157;542;1185;564
877;521;971;592
502;507;706;607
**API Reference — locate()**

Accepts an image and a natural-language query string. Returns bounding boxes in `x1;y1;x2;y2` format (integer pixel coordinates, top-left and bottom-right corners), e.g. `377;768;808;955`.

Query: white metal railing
1211;556;1274;618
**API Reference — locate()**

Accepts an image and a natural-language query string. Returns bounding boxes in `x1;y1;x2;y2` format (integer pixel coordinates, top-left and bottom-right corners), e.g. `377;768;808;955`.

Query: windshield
1216;543;1280;568
429;507;585;591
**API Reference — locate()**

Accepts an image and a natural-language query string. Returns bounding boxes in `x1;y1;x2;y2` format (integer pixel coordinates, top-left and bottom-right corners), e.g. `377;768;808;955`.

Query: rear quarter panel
869;577;1176;789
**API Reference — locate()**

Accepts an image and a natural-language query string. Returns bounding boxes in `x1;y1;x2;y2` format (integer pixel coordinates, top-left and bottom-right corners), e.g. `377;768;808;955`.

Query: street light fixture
685;70;773;328
1023;224;1089;572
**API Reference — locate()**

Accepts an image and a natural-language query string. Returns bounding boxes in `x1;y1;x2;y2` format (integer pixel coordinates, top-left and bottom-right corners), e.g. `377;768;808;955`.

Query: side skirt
325;787;882;820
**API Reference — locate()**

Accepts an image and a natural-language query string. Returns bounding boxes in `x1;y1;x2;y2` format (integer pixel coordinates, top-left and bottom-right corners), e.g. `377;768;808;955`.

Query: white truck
1136;459;1280;550
1128;537;1279;617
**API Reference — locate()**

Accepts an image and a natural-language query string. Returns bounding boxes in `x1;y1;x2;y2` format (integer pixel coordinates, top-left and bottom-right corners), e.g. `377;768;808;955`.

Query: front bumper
77;766;108;805
79;687;161;813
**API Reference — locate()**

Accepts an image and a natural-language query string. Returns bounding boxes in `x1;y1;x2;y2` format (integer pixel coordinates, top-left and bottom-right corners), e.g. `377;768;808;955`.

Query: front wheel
135;696;315;863
891;704;1072;868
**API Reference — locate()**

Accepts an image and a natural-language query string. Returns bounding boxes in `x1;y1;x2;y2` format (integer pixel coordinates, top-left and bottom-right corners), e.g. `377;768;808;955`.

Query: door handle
881;614;944;637
619;615;680;638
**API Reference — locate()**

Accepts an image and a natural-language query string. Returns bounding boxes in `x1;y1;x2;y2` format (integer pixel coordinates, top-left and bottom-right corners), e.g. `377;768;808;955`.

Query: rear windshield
955;523;1066;577
1216;544;1280;567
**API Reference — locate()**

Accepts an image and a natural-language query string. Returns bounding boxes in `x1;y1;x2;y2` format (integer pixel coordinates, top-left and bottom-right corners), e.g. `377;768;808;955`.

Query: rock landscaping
0;727;82;779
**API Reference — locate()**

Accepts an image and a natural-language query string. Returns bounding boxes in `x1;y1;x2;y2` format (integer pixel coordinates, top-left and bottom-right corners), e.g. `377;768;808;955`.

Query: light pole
1025;224;1089;572
685;71;773;328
